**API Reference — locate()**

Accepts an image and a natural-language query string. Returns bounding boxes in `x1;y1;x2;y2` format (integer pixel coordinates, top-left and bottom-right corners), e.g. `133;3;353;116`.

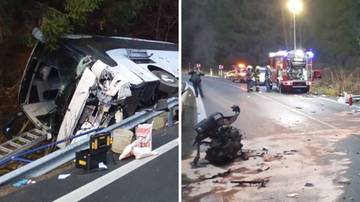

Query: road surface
182;76;360;202
1;125;178;202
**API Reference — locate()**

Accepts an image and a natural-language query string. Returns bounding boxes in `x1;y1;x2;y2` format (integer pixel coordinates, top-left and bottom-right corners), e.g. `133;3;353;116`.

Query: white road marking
223;82;339;130
53;138;178;202
186;81;207;122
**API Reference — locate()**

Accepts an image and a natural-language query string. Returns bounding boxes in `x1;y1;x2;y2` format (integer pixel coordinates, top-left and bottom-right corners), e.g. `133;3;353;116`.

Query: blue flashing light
306;51;314;59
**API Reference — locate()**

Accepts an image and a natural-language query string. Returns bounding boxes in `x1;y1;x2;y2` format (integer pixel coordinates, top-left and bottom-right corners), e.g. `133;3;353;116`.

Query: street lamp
287;0;303;50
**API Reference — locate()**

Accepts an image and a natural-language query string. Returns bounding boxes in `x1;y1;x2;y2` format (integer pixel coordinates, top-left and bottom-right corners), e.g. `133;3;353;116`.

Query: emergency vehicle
232;63;247;83
268;50;314;93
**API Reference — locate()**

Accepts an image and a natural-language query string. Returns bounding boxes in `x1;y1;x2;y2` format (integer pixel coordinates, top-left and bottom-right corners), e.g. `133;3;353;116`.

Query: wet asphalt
183;75;360;201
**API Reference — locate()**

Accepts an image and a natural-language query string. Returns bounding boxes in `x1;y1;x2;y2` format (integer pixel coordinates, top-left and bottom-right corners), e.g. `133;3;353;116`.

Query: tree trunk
155;0;163;40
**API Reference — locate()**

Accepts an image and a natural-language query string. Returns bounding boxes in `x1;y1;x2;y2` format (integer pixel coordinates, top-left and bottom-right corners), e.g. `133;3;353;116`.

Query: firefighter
265;65;272;92
246;65;253;92
254;66;260;92
189;67;204;98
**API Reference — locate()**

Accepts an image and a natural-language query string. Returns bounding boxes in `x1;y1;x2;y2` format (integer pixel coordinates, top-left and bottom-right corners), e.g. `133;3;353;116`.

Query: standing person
265;65;272;92
254;66;260;92
246;65;253;92
189;67;204;98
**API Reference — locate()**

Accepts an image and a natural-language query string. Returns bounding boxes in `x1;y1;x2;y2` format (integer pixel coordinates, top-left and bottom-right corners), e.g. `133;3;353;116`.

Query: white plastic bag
135;123;153;149
133;123;155;159
118;123;157;160
119;139;139;160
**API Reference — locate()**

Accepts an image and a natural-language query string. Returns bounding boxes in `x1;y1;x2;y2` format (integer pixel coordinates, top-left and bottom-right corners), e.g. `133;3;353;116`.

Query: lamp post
287;0;303;50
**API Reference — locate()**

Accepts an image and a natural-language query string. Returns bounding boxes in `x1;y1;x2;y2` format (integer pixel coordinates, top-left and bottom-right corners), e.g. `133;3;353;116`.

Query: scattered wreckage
192;105;243;166
3;28;178;149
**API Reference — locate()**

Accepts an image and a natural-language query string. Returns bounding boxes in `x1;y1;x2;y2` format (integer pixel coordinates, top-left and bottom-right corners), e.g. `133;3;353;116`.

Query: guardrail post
168;108;174;127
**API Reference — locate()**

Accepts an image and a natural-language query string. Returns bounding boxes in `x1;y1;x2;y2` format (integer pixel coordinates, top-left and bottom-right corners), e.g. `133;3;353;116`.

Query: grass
310;68;360;97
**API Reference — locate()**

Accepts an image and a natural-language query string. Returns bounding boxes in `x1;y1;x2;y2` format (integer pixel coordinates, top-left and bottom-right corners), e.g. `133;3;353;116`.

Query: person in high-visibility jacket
254;66;260;92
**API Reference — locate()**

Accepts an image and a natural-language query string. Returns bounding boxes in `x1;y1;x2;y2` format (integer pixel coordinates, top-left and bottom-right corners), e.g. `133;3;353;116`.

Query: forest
0;0;178;141
0;0;178;87
182;0;360;70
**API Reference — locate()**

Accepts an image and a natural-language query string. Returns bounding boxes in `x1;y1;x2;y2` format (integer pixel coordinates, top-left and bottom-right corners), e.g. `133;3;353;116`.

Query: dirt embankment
0;51;30;143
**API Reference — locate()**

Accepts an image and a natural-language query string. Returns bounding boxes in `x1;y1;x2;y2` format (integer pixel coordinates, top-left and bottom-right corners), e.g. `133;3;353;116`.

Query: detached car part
192;105;243;166
13;28;178;148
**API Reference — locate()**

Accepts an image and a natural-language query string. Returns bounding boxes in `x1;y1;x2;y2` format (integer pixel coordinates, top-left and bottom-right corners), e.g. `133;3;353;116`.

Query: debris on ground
283;150;298;155
27;179;36;184
199;169;232;181
133;123;158;159
263;153;282;162
296;106;302;109
13;179;30;188
183;128;357;201
287;193;300;198
336;177;351;185
304;182;314;187
119;140;138;160
192;105;242;166
98;162;108;169
119;123;158;160
246;153;265;159
231;178;270;189
257;165;270;172
212;178;227;184
58;174;71;180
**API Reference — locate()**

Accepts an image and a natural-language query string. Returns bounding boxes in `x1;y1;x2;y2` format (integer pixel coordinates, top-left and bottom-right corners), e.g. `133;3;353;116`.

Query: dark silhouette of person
246;66;253;92
189;67;204;98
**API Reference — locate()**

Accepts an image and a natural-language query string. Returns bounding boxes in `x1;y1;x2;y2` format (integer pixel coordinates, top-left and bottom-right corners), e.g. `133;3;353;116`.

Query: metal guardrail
0;97;178;186
350;95;360;101
342;92;360;101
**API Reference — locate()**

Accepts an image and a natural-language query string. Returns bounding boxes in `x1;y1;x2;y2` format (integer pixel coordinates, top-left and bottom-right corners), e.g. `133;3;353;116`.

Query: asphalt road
183;75;360;202
1;125;178;202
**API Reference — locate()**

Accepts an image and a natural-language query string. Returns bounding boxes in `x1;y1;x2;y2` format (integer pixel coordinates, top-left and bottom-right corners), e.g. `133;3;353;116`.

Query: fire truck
268;49;314;93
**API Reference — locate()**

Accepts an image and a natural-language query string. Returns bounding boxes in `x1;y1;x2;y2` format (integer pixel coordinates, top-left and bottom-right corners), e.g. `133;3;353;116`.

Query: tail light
283;81;293;86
